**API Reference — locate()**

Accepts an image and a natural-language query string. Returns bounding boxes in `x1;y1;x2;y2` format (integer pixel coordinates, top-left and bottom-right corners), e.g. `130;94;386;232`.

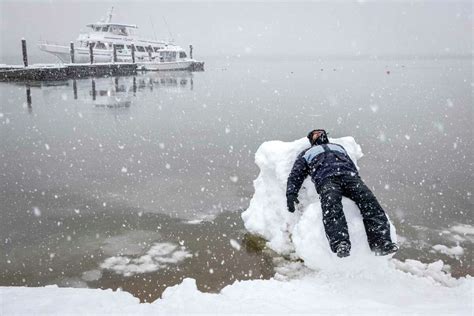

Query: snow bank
2;268;472;315
242;137;397;272
151;270;472;314
0;285;140;315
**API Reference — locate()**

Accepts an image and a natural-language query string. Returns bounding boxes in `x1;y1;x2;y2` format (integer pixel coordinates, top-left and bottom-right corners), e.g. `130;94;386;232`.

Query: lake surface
1;56;472;301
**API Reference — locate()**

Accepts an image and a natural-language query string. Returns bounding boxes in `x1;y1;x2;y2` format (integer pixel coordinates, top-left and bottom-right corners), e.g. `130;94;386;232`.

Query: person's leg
341;175;392;250
317;177;350;253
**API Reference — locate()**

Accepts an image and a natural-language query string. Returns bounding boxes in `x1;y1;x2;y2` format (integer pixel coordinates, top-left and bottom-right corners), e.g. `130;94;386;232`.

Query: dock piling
72;79;77;99
26;84;32;108
131;44;136;63
189;44;193;59
91;79;96;101
113;44;117;63
89;43;94;64
21;39;28;67
148;45;153;61
70;42;75;64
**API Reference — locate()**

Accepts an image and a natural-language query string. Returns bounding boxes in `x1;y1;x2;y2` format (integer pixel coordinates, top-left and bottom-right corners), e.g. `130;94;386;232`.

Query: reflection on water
0;58;472;300
19;71;195;111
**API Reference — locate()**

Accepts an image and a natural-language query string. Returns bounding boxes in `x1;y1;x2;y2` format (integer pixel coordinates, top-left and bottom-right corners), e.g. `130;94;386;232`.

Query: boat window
102;26;109;32
136;46;145;52
179;52;187;58
126;45;132;50
153;47;160;52
115;44;125;50
158;51;178;61
95;42;107;50
110;26;128;36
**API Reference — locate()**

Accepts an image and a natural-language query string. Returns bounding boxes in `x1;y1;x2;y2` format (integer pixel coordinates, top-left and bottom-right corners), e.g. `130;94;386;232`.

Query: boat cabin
157;47;188;62
86;22;138;37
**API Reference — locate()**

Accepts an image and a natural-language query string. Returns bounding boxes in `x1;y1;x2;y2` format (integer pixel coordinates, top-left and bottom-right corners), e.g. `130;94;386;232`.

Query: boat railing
38;39;66;47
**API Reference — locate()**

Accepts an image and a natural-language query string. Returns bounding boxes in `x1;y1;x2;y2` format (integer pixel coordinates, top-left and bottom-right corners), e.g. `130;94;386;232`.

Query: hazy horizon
1;1;472;64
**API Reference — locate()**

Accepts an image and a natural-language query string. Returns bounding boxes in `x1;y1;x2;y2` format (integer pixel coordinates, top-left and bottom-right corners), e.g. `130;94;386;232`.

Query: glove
286;194;299;213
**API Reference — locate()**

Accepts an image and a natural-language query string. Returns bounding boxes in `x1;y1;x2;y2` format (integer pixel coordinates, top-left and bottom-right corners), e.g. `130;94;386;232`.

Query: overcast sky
0;0;472;62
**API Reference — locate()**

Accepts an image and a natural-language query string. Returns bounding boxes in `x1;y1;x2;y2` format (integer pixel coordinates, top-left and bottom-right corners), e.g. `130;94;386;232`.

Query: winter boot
336;241;351;258
373;241;398;256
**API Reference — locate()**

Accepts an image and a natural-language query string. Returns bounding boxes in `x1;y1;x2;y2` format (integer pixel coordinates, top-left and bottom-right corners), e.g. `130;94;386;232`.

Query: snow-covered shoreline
2;266;472;315
1;137;472;315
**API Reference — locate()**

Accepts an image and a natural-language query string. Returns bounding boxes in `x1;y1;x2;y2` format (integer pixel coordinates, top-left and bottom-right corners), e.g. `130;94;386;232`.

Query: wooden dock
0;62;204;82
0;63;137;82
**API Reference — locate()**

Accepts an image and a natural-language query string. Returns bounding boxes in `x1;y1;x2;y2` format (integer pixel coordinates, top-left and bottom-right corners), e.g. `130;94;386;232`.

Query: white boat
38;7;198;71
137;46;195;71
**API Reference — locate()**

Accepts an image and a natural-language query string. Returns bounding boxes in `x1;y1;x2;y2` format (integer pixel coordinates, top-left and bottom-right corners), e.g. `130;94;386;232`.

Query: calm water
1;56;472;301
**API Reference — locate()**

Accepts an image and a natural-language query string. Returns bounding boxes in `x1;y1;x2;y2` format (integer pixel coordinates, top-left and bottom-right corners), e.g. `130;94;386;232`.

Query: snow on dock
0;61;204;81
0;63;137;81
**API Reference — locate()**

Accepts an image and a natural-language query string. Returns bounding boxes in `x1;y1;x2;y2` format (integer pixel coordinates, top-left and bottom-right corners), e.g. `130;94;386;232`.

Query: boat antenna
162;16;174;43
149;16;158;41
106;6;114;23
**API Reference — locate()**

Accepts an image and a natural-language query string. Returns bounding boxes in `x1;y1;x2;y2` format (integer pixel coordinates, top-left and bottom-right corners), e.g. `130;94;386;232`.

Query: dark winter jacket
286;143;358;196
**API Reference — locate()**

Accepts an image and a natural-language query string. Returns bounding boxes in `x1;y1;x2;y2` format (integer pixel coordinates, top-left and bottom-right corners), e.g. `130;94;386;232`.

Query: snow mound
392;259;462;287
101;242;192;277
450;224;474;235
242;137;397;271
431;244;464;259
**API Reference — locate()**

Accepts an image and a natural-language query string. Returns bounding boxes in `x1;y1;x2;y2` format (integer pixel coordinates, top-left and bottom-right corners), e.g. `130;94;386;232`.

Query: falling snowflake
33;207;41;217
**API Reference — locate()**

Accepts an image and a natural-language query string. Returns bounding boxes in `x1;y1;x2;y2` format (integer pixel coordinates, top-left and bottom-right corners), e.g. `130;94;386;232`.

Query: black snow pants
316;174;392;253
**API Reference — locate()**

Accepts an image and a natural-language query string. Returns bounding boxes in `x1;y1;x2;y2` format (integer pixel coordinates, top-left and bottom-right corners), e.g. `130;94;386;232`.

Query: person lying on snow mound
286;129;399;258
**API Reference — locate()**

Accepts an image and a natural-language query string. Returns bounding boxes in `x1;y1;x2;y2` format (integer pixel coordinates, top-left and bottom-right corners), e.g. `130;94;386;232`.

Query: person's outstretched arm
286;152;310;212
